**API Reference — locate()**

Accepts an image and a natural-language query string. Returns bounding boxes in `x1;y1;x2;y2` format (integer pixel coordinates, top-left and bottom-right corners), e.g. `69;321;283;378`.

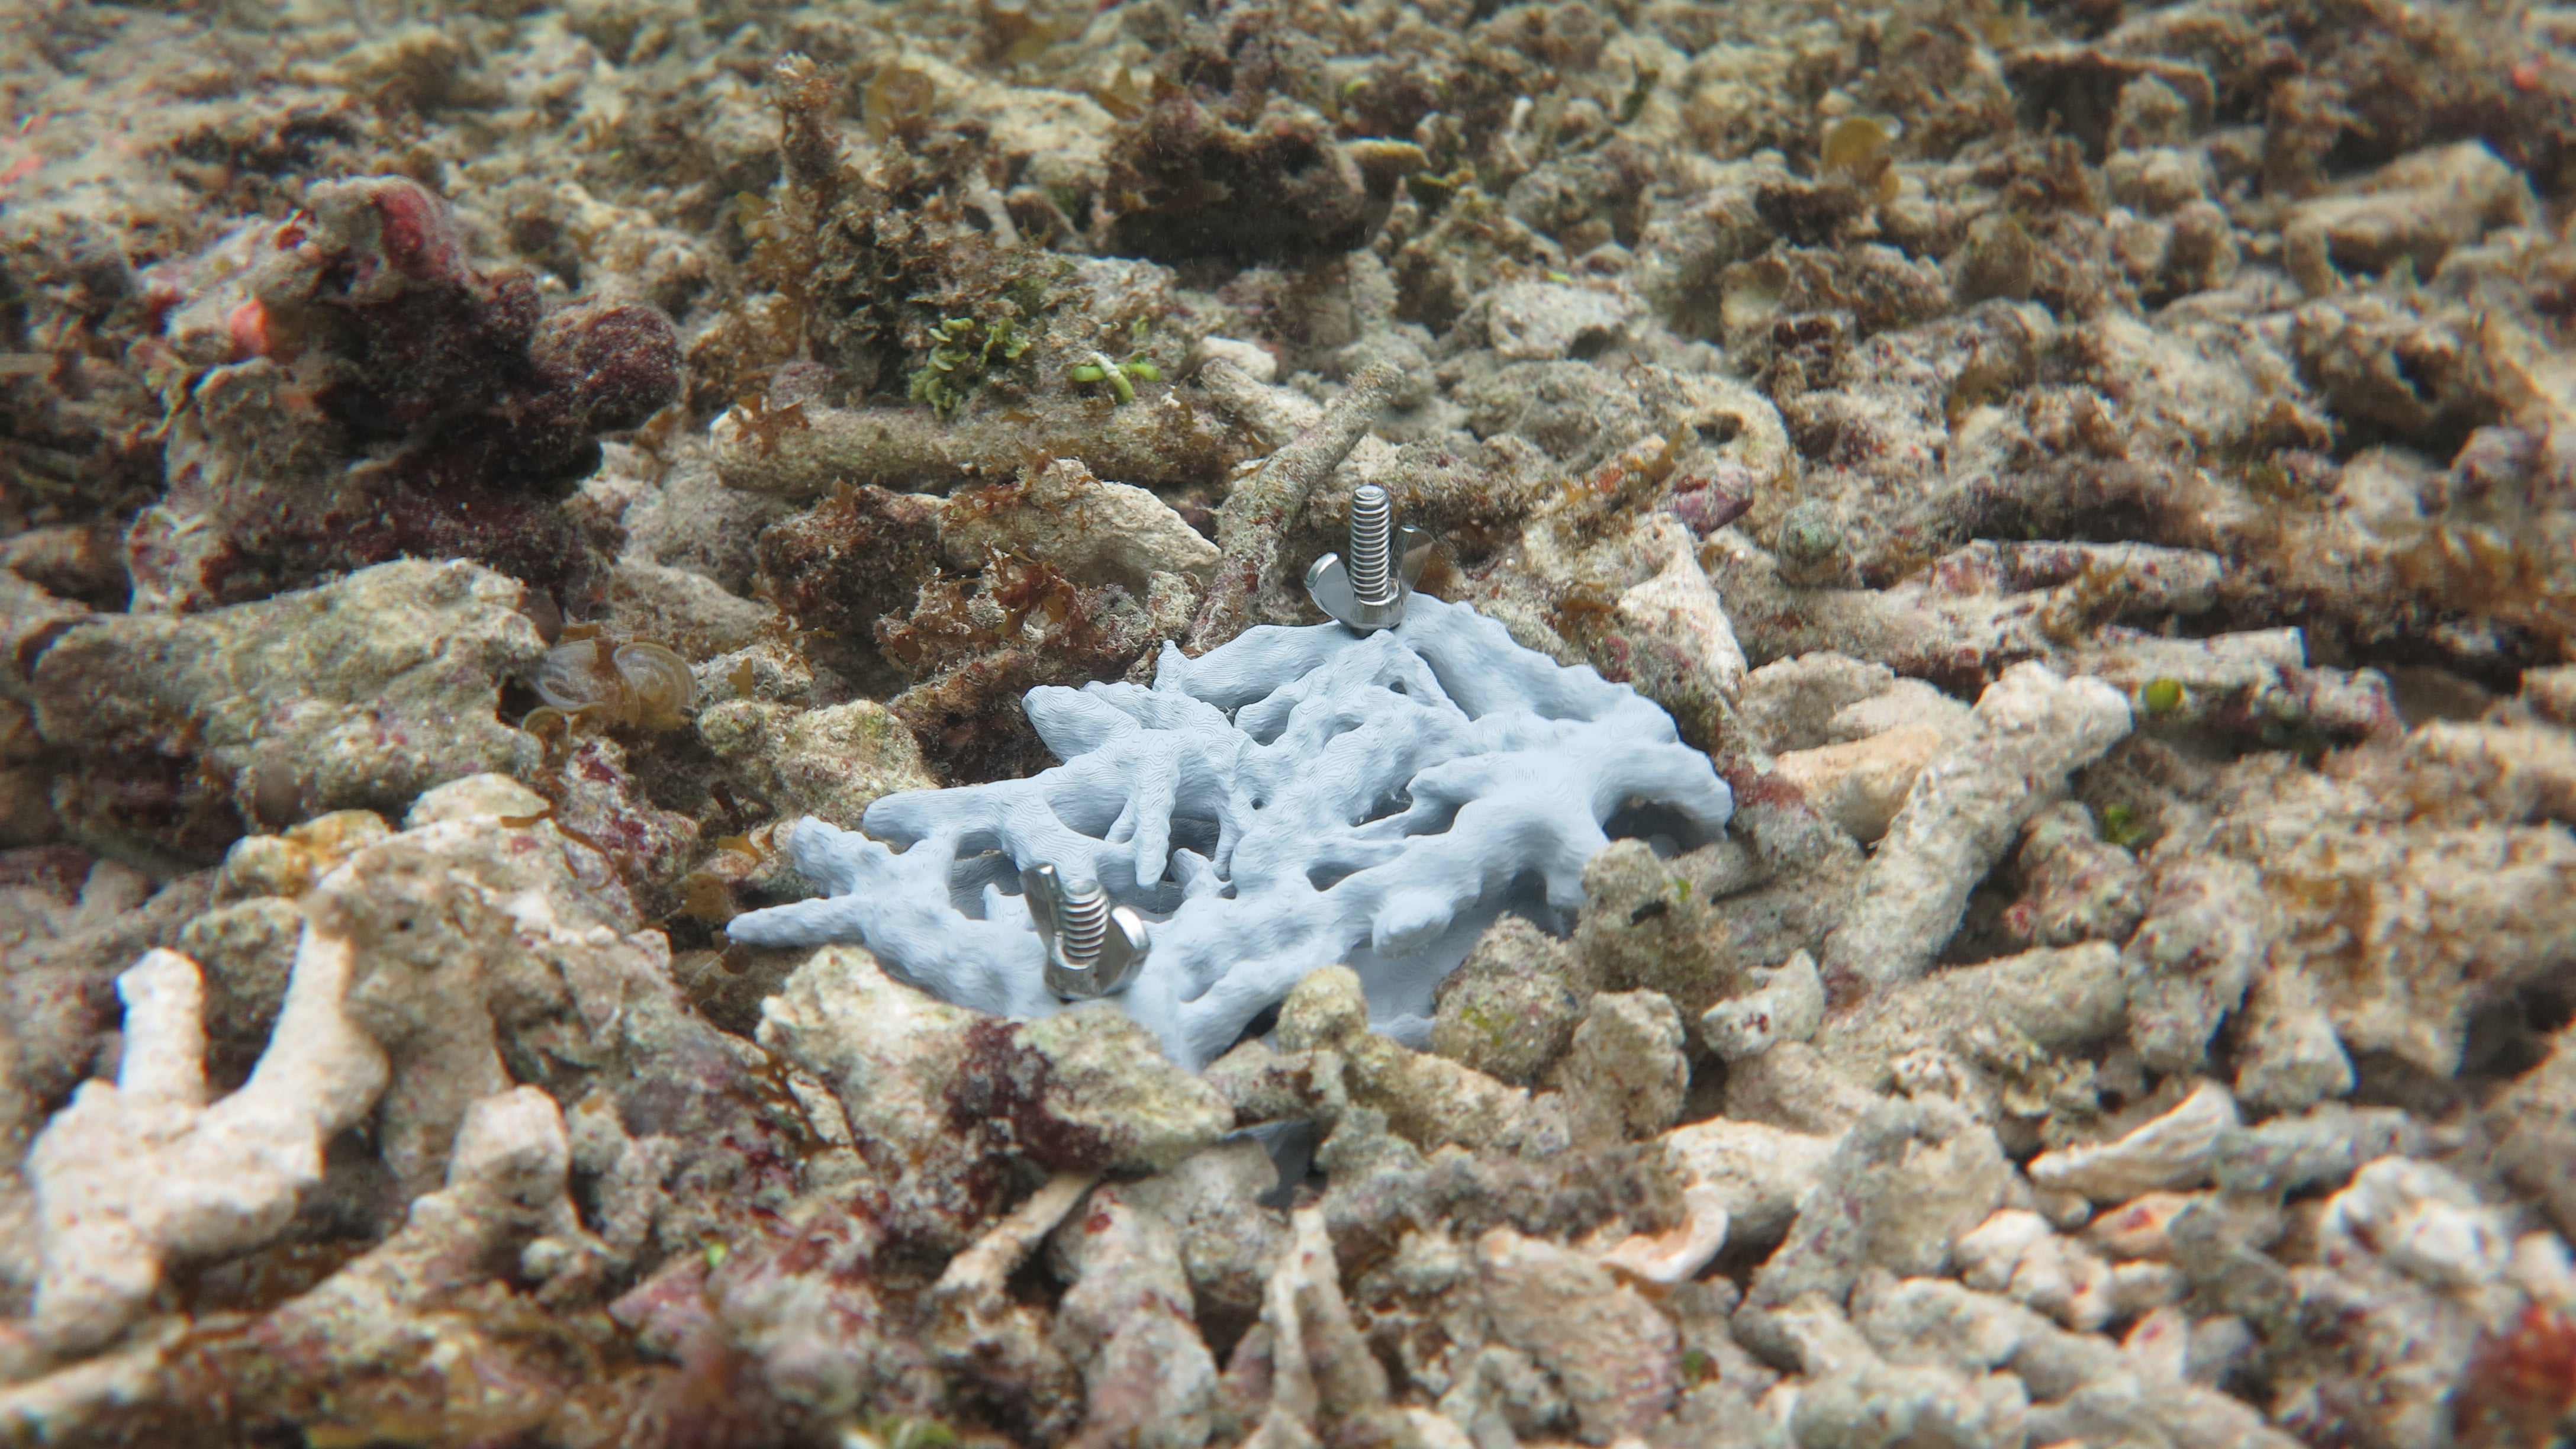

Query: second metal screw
1023;862;1150;1000
1347;484;1398;607
1306;484;1431;633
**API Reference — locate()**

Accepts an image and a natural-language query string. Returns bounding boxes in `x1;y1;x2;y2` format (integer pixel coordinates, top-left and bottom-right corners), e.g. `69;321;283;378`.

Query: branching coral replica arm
729;595;1733;1067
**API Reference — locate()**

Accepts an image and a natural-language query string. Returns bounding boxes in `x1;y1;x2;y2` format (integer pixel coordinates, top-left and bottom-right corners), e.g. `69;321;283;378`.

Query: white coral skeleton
729;595;1734;1066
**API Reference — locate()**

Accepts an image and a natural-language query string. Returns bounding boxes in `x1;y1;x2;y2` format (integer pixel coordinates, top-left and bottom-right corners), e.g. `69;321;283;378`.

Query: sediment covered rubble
4;0;2576;1442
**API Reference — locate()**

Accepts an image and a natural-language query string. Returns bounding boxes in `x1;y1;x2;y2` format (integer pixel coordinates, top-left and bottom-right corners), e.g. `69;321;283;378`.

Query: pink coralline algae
126;176;681;612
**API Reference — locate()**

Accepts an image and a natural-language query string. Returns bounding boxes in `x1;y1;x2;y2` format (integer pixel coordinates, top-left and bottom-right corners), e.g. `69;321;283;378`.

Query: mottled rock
1279;965;1537;1154
2281;141;2533;295
601;557;773;661
939;458;1219;593
1430;915;1595;1087
1478;281;1634;362
2002;803;2146;949
2213;1103;2424;1198
1477;1226;1679;1442
2488;1026;2576;1241
2230;966;2356;1113
1103;98;1421;263
173;893;304;1087
698;698;938;827
30;561;543;856
127;177;678;611
927;1170;1091;1441
1575;835;1852;1022
1553;989;1688;1147
758;947;1233;1247
751;483;945;648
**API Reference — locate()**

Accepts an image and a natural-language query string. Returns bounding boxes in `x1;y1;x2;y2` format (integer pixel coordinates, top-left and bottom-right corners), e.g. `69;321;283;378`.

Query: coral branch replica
729;594;1733;1066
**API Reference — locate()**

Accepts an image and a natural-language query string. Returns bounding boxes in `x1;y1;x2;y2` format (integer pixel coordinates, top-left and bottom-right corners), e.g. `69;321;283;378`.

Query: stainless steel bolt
1306;483;1431;633
1022;862;1150;999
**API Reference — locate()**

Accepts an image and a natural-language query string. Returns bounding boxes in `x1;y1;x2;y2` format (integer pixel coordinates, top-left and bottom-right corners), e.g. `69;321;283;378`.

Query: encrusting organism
130;176;681;613
726;594;1733;1067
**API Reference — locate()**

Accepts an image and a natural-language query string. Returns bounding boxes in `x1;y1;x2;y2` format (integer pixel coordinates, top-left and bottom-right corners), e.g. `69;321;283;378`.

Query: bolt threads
1055;878;1109;966
1348;484;1397;607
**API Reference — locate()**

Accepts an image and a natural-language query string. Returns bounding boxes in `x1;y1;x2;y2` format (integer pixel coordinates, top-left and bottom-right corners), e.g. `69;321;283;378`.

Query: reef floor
4;0;2576;1442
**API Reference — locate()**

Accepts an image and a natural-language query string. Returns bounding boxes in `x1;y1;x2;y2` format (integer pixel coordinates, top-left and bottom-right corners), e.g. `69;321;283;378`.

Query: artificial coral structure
728;593;1733;1065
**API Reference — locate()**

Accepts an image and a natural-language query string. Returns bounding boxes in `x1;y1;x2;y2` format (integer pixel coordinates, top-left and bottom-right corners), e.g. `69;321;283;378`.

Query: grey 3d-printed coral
727;595;1734;1067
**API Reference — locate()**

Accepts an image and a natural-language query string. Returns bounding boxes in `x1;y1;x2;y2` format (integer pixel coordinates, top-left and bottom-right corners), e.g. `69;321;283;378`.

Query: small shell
614;642;696;729
529;637;696;729
1820;114;1896;175
532;637;627;713
864;65;936;138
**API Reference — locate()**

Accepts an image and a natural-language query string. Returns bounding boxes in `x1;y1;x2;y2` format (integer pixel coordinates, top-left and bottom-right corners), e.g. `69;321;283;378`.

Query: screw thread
1348;484;1397;607
1055;878;1109;966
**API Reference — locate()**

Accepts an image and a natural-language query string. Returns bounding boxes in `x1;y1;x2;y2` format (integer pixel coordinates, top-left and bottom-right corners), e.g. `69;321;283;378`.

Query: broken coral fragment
2129;735;2576;1078
28;936;385;1353
1476;1225;1680;1440
2320;1155;2513;1289
1656;1116;1839;1251
1955;1209;2118;1331
2028;1080;2241;1203
218;1086;602;1445
1046;1180;1220;1445
1819;661;2133;1001
1746;1095;2014;1321
728;594;1733;1066
940;458;1219;593
1219;1205;1411;1445
1700;948;1828;1062
1599;1183;1733;1287
1771;725;1949;843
